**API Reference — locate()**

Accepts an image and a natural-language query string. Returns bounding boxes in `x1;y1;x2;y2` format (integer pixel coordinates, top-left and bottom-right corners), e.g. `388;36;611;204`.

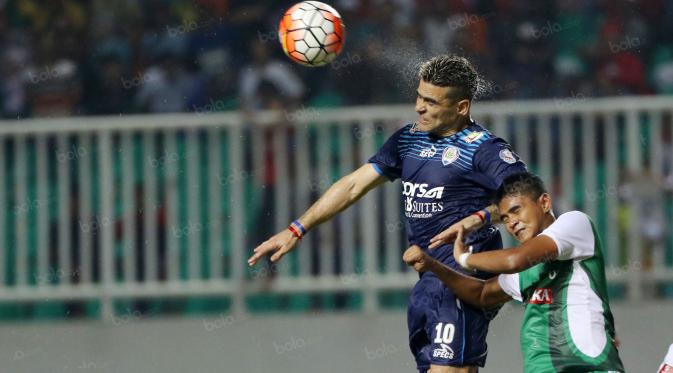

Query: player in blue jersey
248;55;527;373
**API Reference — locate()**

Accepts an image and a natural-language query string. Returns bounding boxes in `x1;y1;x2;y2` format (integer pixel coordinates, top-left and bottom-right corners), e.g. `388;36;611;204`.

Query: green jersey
498;211;625;373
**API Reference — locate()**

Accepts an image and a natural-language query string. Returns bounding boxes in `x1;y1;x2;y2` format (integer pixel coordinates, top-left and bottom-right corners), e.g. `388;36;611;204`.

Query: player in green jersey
403;172;625;373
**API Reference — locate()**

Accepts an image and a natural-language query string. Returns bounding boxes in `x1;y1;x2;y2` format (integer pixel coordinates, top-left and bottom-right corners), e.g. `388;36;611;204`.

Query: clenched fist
403;245;434;273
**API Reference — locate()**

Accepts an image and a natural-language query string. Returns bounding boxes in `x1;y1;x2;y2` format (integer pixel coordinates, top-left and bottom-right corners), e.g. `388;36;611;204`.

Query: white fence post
358;121;379;314
228;125;246;317
99;131;115;322
626;111;644;302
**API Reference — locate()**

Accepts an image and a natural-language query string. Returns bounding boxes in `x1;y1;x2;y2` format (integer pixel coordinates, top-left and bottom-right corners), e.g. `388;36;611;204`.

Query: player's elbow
475;294;491;309
332;174;362;204
343;175;364;201
475;288;500;309
477;294;499;309
343;170;376;201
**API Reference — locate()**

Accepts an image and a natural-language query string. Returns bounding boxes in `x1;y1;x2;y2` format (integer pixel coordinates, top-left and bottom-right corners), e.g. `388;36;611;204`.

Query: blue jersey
368;121;527;268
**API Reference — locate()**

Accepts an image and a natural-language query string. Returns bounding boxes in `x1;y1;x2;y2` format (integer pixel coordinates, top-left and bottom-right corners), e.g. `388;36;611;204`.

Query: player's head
415;55;479;135
496;172;553;243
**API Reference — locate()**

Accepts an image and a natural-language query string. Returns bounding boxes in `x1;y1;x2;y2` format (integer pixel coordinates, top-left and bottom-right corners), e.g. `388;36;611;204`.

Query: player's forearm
464;235;559;274
465;250;524;274
297;172;381;231
426;260;491;309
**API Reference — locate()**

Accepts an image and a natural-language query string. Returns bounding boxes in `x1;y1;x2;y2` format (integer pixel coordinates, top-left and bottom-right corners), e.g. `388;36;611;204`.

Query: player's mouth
514;227;526;239
417;116;429;125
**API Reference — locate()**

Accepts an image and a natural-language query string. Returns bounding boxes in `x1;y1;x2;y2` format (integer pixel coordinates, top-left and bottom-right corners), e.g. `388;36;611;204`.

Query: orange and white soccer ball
278;1;345;67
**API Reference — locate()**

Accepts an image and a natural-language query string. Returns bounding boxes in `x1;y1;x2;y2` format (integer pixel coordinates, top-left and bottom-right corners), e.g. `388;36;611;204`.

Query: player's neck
541;214;556;230
435;119;470;137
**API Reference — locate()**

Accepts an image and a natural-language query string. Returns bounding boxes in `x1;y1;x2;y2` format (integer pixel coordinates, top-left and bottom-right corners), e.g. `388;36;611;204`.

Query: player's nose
415;99;425;114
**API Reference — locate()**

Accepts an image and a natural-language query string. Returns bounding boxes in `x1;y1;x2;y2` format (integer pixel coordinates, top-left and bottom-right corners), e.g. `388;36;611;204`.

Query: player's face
498;193;551;243
415;80;470;136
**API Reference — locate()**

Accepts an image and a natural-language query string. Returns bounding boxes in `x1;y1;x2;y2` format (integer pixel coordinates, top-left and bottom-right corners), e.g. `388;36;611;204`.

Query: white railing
0;96;671;320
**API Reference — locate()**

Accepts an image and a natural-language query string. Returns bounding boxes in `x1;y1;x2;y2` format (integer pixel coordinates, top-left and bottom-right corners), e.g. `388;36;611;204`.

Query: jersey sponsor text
529;288;553;304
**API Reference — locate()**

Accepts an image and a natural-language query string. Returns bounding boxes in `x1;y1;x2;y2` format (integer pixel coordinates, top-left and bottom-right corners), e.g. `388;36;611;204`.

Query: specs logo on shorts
432;344;455;360
529;288;553;305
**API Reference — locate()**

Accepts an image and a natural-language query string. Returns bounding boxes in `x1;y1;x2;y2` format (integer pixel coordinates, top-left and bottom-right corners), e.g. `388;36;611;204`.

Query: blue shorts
407;271;496;371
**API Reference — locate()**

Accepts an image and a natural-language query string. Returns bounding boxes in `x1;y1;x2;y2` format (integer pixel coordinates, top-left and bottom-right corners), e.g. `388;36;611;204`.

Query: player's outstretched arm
248;164;387;266
403;245;511;309
429;204;500;249
453;226;559;274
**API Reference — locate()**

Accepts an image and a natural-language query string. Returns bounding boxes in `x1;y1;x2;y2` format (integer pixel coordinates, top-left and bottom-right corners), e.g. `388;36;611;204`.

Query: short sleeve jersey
497;211;625;373
368;121;527;265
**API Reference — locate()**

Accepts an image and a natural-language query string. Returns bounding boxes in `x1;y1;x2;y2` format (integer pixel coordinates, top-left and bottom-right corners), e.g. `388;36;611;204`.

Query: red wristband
472;211;485;224
288;225;303;239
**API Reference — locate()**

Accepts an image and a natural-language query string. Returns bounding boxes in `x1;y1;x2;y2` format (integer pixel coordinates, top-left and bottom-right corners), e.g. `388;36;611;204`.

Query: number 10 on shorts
433;323;455;344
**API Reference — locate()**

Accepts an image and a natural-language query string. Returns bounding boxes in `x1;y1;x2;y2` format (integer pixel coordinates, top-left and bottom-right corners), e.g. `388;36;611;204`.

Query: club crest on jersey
659;364;673;373
442;146;460;166
529;288;553;304
499;149;517;164
463;131;485;144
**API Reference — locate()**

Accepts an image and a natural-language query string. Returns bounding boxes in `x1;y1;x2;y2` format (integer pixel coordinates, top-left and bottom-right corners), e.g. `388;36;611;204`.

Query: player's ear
538;193;552;213
456;99;470;116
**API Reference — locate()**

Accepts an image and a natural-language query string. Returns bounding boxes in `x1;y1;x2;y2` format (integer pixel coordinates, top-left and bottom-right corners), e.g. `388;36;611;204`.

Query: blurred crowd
1;0;673;119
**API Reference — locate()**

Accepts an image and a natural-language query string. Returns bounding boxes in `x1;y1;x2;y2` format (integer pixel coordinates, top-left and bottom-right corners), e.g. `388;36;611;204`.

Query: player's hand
403;245;433;273
452;226;471;262
247;229;300;266
429;214;482;249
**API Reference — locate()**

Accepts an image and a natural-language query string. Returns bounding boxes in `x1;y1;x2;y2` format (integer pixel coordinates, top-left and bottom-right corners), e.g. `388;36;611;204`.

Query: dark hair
418;55;480;101
496;172;548;203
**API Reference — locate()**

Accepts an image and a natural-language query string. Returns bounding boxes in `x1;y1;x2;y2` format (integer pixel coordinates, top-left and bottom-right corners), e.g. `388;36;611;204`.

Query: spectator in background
239;39;304;113
82;55;134;115
650;46;673;95
1;45;30;118
135;52;201;113
191;48;239;113
26;57;82;117
593;3;650;96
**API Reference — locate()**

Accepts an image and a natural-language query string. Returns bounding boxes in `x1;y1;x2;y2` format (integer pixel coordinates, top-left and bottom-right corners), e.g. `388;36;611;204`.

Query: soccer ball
278;1;346;67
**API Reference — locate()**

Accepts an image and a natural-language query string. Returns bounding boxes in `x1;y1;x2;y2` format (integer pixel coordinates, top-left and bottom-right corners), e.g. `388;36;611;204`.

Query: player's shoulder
555;210;591;225
455;122;518;156
455;122;496;148
545;210;594;235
